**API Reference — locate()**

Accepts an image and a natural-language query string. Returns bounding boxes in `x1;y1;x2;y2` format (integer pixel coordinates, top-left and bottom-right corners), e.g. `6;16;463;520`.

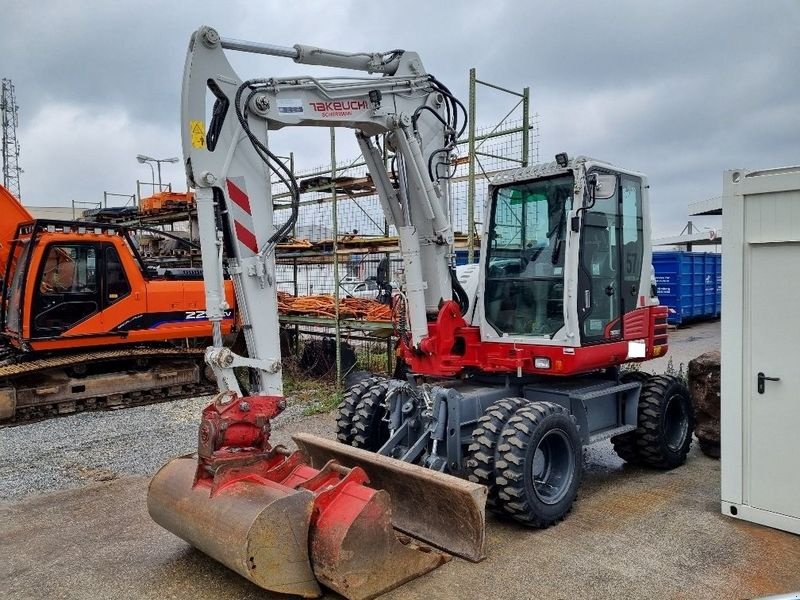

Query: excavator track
0;345;216;426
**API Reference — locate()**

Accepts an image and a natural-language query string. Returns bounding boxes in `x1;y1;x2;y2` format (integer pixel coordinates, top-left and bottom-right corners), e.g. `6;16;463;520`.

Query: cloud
19;102;185;206
3;0;798;239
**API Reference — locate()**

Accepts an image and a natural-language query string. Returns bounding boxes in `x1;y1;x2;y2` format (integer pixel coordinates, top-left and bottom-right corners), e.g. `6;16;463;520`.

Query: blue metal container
653;251;722;325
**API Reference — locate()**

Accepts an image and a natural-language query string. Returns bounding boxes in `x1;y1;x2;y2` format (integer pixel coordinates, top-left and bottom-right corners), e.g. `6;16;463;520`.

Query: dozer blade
147;455;322;598
293;433;488;562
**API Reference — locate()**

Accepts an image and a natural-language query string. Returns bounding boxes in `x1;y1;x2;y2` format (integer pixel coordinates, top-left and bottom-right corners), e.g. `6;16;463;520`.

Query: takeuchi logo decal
309;99;368;117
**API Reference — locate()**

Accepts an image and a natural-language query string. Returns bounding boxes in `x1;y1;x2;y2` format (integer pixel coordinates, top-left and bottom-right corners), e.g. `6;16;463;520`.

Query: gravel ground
9;320;796;600
0;319;720;502
0;395;333;502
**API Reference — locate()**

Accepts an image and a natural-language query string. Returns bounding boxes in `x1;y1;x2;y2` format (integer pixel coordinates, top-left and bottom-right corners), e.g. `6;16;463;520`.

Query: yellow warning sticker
190;120;206;149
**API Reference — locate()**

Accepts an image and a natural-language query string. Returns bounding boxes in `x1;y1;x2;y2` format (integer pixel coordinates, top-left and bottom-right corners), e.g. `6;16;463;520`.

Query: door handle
757;372;780;394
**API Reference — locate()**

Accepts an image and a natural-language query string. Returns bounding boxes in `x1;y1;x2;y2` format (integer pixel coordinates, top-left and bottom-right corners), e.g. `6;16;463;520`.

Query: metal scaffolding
80;68;540;387
467;68;533;263
271;69;539;384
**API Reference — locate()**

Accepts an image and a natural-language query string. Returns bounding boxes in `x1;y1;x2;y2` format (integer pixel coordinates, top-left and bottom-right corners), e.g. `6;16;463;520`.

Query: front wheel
335;376;387;445
465;397;531;511
350;379;391;451
494;402;583;528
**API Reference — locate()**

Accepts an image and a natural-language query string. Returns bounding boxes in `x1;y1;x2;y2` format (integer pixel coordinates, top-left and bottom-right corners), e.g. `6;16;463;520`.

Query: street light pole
137;154;179;193
142;161;155;194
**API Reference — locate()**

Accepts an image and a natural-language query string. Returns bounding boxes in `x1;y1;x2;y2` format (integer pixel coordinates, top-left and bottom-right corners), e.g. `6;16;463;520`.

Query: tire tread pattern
612;374;693;469
495;401;582;528
336;376;386;444
465;397;530;510
351;380;391;450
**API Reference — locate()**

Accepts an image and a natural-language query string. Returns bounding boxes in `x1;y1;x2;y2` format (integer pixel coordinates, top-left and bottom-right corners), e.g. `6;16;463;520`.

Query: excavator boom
0;184;32;275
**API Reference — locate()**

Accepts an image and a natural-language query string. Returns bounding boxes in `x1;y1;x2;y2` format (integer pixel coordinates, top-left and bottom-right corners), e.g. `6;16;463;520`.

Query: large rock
688;350;721;458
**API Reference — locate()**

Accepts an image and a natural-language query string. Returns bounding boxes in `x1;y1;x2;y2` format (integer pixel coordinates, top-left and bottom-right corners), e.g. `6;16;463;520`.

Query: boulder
688;350;721;458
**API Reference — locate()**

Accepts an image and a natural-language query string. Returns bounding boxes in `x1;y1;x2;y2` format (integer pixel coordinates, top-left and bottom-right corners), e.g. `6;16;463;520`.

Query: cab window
104;245;131;303
484;175;573;337
33;244;100;336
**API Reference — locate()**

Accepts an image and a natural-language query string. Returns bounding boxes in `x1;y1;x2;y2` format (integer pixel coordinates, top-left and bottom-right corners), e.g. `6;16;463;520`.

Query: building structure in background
654;196;722;251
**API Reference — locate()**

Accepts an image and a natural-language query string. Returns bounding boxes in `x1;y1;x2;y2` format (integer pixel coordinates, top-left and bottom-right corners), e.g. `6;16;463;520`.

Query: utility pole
1;78;22;200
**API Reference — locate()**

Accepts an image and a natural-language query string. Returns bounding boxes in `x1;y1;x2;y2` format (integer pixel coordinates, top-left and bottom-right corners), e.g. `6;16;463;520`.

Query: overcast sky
2;0;798;236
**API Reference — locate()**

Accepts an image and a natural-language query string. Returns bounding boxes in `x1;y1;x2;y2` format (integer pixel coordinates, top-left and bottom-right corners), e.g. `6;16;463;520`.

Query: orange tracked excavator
0;184;235;422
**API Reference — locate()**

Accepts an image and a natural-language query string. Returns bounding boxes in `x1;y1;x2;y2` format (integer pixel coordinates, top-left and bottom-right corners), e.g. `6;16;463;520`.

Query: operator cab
2;228;135;341
481;155;648;347
31;242;131;337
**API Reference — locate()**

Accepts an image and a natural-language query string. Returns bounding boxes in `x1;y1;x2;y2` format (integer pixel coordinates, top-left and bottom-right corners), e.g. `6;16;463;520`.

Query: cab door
32;243;102;337
577;173;644;344
30;241;135;339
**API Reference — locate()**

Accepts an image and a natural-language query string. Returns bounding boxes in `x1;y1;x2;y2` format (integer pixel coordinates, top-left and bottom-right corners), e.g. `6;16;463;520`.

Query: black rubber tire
299;339;356;377
613;374;694;469
698;438;720;459
465;397;531;510
494;402;583;528
619;369;651;385
351;379;391;451
610;370;653;464
336;376;386;445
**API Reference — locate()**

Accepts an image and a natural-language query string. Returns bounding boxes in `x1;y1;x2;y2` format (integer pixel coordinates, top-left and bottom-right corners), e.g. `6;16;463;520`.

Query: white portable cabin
721;164;800;534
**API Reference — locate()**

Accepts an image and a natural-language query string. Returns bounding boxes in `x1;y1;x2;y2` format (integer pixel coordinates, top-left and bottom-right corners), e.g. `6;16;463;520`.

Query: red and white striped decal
226;178;258;254
226;178;252;214
234;221;258;253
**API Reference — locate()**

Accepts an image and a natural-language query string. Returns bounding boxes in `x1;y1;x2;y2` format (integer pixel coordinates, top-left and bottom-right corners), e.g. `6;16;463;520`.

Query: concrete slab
2;442;798;600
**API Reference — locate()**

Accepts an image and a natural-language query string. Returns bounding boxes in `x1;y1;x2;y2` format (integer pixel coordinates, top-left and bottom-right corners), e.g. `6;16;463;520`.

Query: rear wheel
495;402;582;527
336;376;386;445
350;379;391;451
465;397;531;510
613;374;693;469
619;369;651;385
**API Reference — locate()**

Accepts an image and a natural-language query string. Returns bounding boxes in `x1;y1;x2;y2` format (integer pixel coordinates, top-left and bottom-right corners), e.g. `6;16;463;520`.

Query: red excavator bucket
283;459;449;598
293;433;488;562
148;442;463;600
148;455;322;598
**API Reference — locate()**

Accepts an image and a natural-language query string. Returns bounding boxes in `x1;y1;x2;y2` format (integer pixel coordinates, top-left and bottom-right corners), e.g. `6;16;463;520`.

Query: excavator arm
184;25;461;381
148;27;486;600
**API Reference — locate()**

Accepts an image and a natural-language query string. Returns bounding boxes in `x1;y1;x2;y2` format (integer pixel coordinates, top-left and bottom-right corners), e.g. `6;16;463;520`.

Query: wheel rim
531;429;575;505
663;393;689;451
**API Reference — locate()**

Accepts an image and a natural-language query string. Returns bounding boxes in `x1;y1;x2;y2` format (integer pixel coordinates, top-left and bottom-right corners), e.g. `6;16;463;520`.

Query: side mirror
593;174;617;200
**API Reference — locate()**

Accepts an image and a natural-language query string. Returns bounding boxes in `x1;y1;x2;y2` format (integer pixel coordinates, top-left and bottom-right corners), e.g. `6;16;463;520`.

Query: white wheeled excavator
148;26;693;600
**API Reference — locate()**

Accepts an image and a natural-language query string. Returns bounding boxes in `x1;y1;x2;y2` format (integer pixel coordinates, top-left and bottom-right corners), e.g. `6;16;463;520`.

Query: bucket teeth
293;432;488;562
